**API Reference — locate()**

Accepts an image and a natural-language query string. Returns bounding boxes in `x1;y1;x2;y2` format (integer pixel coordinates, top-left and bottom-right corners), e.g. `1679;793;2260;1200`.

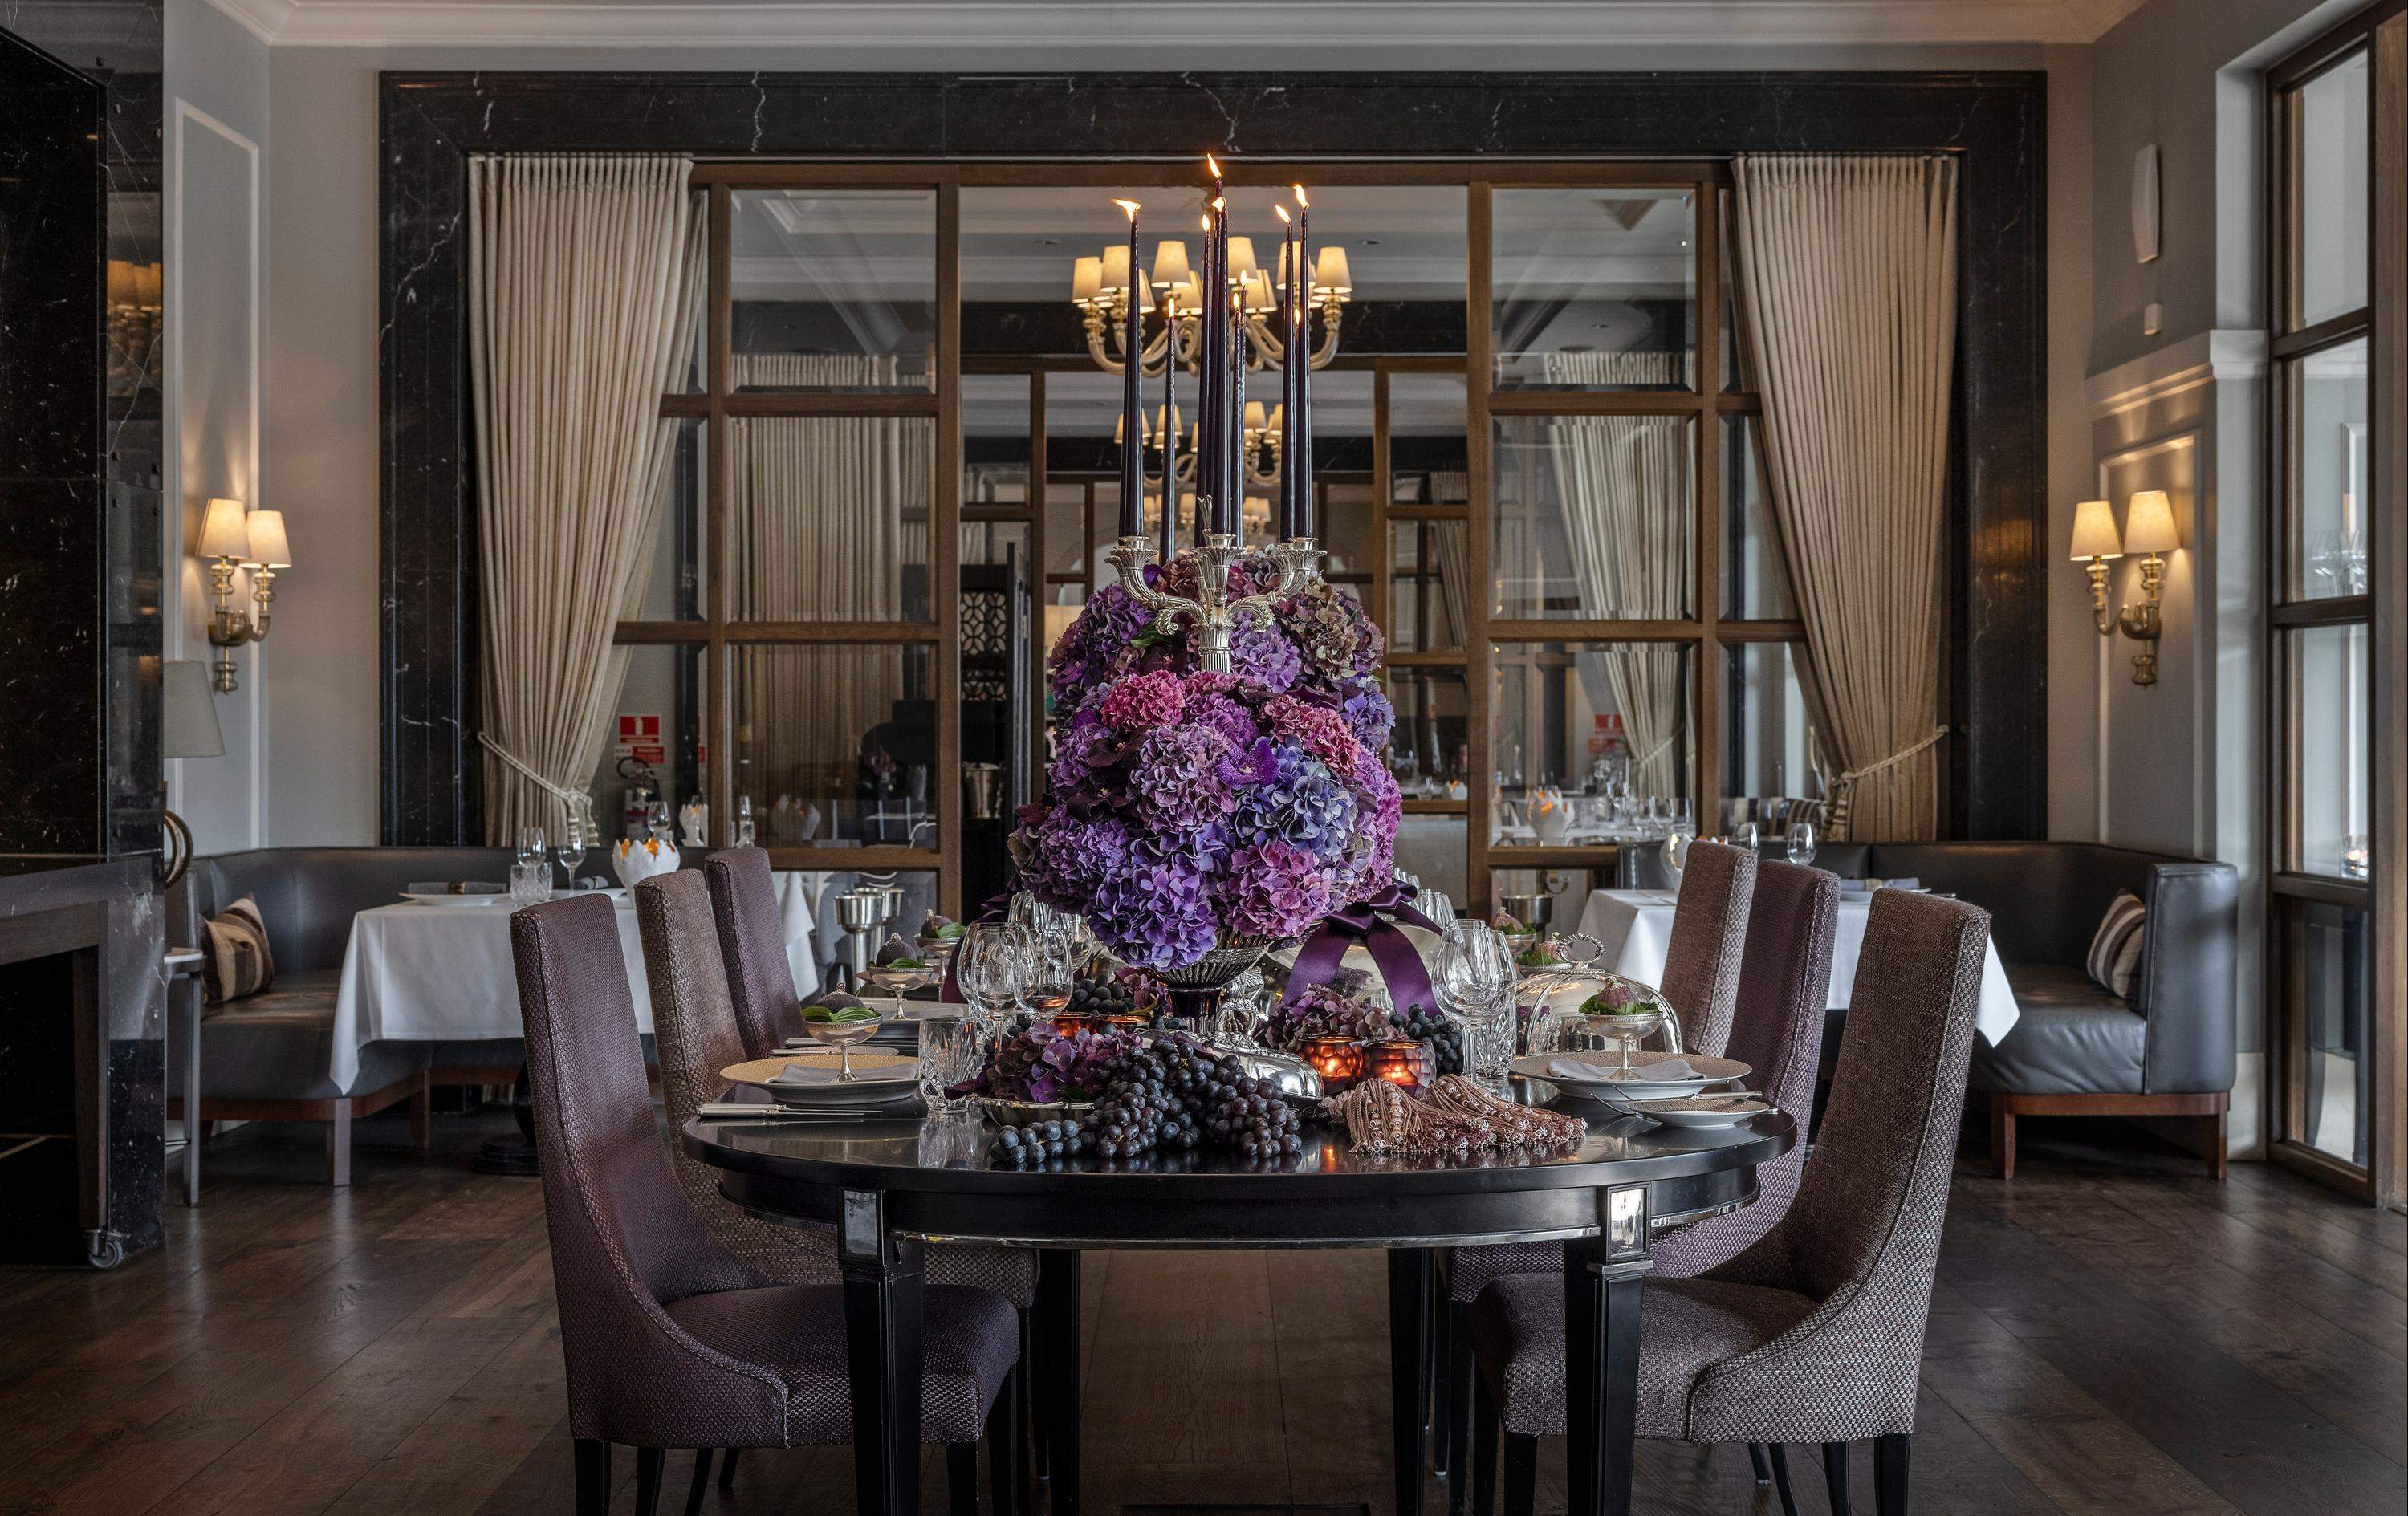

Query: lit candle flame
1274;204;1290;224
1206;152;1222;179
1294;185;1309;209
1114;197;1141;219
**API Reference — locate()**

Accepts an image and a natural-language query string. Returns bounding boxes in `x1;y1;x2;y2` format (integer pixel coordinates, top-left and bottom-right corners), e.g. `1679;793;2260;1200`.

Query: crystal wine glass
645;799;673;844
1434;922;1519;1090
552;814;590;891
1786;819;1818;868
1016;925;1076;1020
956;922;1026;1033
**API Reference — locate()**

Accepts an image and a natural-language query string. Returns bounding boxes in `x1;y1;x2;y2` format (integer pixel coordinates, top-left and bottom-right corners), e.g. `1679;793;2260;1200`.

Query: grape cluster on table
1066;973;1139;1018
1399;1006;1466;1076
986;1034;1303;1168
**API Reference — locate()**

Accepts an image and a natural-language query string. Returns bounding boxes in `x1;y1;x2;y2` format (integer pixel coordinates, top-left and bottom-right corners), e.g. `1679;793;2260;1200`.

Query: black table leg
1389;1248;1432;1516
1038;1248;1082;1516
1564;1227;1648;1516
840;1189;925;1516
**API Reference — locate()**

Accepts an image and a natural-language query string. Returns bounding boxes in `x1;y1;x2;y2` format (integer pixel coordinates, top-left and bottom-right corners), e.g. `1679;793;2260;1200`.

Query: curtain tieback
477;732;598;832
1825;725;1948;839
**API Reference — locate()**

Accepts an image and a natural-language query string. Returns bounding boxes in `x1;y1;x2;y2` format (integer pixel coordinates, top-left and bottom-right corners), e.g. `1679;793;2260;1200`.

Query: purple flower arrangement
1015;567;1397;972
959;1021;1143;1105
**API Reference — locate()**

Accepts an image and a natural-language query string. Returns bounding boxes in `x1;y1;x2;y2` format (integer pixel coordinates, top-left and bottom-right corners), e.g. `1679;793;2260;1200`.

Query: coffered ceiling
202;0;2150;48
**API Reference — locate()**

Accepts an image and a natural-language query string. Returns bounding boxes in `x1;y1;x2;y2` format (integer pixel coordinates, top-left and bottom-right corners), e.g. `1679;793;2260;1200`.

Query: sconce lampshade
161;660;225;759
243;510;292;569
1099;243;1132;295
2124;490;2180;555
199;498;250;560
2068;499;2122;561
1070;256;1103;303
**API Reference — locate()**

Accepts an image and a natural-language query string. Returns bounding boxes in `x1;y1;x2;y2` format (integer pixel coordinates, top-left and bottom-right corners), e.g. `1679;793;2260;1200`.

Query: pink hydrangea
1262;694;1363;780
1221;839;1336;941
1097;669;1188;733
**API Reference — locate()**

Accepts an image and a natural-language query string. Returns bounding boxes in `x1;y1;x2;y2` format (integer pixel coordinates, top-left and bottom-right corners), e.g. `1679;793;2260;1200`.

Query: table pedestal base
471;1067;541;1176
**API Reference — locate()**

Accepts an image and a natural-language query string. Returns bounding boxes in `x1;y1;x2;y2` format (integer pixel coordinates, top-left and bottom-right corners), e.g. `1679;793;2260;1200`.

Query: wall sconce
197;498;294;693
2069;491;2179;687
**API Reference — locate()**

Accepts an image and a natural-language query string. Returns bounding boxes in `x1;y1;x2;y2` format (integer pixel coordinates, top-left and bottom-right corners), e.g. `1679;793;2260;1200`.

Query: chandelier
1072;222;1352;377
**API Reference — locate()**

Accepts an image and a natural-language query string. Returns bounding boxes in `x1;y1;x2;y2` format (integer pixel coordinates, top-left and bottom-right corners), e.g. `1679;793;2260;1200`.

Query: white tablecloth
1574;888;2021;1046
328;870;832;1092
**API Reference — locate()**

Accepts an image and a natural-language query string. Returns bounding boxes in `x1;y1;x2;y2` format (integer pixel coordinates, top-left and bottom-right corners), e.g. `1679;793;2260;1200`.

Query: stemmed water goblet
551;815;591;892
1786;819;1819;868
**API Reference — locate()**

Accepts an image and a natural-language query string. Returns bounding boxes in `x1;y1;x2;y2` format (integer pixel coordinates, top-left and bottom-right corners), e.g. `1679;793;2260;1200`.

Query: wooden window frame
2264;0;2406;1203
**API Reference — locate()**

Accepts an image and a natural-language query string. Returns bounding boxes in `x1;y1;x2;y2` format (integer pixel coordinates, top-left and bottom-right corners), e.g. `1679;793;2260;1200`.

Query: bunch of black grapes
1066;973;1139;1018
1089;1036;1303;1163
1399;1005;1466;1076
992;1118;1084;1169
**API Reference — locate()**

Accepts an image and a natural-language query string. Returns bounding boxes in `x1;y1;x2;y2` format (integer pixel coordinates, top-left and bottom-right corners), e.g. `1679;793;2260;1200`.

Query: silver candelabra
1106;529;1324;675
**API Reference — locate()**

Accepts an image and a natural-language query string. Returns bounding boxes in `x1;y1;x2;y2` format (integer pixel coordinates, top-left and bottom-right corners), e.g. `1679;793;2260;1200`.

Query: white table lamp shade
161;660;225;759
198;497;250;559
2068;498;2121;560
2124;490;2180;555
243;509;292;568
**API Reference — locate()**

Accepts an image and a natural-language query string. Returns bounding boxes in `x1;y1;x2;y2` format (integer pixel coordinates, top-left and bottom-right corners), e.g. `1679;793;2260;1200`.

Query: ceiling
204;0;2150;48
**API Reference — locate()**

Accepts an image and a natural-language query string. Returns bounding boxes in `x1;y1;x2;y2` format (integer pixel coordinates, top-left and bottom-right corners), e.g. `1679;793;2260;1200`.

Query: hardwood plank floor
0;1112;2398;1516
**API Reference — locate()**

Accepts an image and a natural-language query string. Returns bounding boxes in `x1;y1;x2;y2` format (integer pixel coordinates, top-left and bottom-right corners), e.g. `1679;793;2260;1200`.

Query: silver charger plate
1509;1053;1751;1101
1628;1093;1775;1130
722;1053;920;1108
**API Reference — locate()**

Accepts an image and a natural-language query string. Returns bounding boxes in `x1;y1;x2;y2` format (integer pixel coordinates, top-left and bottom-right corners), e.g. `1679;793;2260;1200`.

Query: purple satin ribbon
1285;883;1440;1017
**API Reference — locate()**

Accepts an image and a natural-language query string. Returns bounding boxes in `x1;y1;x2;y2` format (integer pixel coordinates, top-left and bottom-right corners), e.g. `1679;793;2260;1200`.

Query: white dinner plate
722;1052;919;1108
1629;1094;1775;1130
1510;1054;1751;1100
400;885;508;907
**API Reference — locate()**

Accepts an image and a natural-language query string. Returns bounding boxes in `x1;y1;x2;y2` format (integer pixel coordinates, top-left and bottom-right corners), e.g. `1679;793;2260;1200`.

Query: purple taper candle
1159;293;1179;562
1114;199;1143;540
1276;203;1298;541
1293;185;1316;540
1226;252;1246;541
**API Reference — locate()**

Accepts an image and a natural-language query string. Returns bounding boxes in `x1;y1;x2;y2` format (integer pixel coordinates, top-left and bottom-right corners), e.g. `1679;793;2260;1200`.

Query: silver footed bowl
978;1096;1099;1129
1158;936;1286;990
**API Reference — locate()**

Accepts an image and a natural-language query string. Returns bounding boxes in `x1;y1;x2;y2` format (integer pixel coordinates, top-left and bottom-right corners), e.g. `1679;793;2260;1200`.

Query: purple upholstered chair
1467;889;1992;1516
511;893;1021;1516
1435;853;1820;1506
1433;840;1762;1504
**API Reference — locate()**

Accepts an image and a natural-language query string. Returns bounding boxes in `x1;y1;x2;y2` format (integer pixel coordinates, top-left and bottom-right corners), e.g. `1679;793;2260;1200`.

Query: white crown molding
2087;328;2270;417
201;0;2146;50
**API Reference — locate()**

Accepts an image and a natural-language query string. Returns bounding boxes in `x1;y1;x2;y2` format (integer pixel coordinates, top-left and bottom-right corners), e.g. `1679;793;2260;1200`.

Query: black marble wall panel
381;69;2050;843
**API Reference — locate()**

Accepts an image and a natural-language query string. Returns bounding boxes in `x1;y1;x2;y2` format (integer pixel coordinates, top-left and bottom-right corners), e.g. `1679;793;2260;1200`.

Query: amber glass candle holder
1101;1011;1151;1034
1047;1010;1101;1038
1298;1034;1366;1092
1366;1037;1433;1092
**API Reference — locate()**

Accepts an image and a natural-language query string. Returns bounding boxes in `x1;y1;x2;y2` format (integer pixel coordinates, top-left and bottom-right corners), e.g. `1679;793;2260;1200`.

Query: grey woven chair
511;893;1023;1516
1434;839;1763;1506
1466;888;1991;1516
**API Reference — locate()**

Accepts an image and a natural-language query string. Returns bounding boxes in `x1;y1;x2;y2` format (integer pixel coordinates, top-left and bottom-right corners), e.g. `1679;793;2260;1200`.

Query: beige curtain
470;155;702;841
1543;352;1690;798
1731;155;1957;839
728;354;925;814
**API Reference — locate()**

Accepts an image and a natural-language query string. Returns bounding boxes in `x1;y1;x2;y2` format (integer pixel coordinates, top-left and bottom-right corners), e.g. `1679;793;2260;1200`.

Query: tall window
2268;0;2406;1202
610;165;1835;925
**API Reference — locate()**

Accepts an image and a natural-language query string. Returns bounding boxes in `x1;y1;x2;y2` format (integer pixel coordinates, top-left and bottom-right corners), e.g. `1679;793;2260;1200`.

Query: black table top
682;1103;1796;1204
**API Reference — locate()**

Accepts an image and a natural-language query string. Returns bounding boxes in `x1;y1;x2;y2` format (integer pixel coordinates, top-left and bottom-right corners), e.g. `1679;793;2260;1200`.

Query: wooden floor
1;1111;2401;1516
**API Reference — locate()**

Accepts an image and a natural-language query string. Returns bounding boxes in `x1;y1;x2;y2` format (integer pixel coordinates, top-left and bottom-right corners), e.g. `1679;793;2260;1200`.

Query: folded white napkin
1549;1056;1699;1083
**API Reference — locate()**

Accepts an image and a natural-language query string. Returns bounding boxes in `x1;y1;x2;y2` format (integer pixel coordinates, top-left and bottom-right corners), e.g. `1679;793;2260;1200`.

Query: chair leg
1988;1103;2015;1180
409;1075;433;1149
683;1449;713;1516
1766;1444;1800;1516
717;1448;739;1491
1873;1434;1909;1516
1444;1302;1474;1513
1501;1433;1536;1516
634;1447;664;1516
989;1363;1024;1516
2202;1112;2227;1180
1428;1285;1449;1473
947;1441;980;1516
1822;1441;1851;1516
1469;1370;1499;1516
574;1439;611;1516
1020;1306;1046;1483
327;1103;353;1187
1747;1442;1771;1486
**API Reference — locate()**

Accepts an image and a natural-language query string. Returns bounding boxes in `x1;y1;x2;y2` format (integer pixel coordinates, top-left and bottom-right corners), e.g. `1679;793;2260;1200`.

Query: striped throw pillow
201;896;277;1005
2085;890;2146;1000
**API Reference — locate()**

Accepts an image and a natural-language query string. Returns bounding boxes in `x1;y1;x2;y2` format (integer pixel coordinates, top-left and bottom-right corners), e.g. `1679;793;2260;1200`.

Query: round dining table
685;1101;1795;1516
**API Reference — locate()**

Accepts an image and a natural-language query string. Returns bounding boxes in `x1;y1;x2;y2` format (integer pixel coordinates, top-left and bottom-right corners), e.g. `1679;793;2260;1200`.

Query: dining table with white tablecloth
325;868;834;1093
1573;887;2022;1045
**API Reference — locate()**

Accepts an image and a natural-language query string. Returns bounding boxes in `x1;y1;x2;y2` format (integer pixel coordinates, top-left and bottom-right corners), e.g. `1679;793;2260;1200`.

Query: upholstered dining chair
693;854;1042;1481
1435;852;1816;1510
513;893;1023;1516
1466;888;1992;1516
